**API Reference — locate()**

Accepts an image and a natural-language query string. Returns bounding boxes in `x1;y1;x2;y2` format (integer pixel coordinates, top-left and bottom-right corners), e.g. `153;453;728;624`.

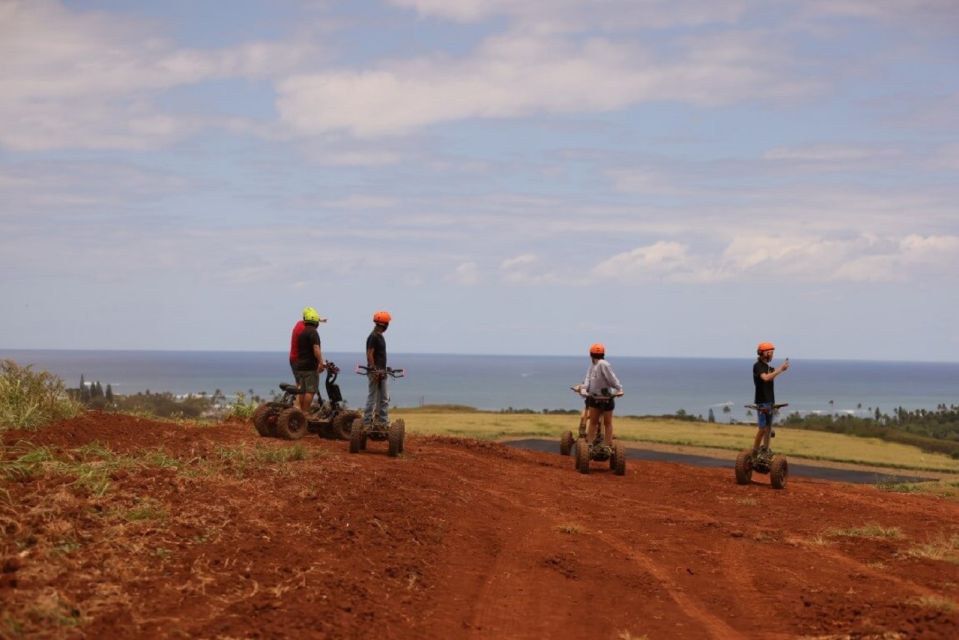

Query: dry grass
825;523;904;540
902;534;959;564
910;595;958;613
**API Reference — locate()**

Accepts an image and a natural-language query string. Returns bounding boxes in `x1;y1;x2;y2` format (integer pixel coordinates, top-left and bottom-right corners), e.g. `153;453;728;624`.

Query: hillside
2;413;958;639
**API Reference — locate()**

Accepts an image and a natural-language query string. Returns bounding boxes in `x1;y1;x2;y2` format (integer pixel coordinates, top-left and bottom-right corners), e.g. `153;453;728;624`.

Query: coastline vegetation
3;359;958;473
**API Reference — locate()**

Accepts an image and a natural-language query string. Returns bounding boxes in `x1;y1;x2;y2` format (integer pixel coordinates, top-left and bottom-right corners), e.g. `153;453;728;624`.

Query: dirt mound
2;412;958;638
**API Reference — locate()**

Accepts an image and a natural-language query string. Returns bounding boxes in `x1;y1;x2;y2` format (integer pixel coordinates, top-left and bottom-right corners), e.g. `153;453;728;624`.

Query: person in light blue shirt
581;343;623;448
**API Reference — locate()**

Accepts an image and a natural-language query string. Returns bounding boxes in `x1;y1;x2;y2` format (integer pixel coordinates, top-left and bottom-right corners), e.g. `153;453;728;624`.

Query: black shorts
586;396;615;412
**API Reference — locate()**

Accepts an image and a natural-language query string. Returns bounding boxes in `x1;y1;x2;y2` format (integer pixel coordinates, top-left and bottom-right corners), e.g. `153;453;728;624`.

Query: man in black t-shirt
363;311;391;426
289;307;327;412
752;341;789;454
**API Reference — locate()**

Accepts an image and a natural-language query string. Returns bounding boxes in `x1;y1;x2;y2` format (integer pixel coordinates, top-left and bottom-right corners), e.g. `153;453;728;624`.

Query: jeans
363;375;389;425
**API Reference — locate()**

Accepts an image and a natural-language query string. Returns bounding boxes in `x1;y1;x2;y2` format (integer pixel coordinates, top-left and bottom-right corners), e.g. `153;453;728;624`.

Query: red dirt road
3;413;959;639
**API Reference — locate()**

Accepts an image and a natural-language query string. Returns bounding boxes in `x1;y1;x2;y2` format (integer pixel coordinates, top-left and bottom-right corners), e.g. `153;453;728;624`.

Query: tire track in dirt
411;444;747;638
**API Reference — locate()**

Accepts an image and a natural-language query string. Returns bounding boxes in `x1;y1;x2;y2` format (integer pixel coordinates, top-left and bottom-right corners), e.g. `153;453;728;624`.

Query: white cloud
0;0;319;150
593;241;696;279
388;0;750;31
591;234;959;284
498;253;566;284
276;28;813;138
449;261;481;285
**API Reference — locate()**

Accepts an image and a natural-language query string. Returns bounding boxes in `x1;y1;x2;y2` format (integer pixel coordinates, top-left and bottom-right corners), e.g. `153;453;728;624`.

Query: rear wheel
735;449;754;485
349;419;366;454
332;410;360;441
560;431;574;456
252;404;274;437
770;455;788;489
575;440;590;475
388;420;404;457
275;407;307;440
612;441;626;476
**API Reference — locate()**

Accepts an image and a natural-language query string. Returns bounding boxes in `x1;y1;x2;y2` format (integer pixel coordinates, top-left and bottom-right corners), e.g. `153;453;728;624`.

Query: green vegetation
0;360;80;430
783;406;959;459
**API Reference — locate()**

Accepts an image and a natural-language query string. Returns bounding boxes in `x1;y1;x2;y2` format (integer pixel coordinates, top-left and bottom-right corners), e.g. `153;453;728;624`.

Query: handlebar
355;365;406;379
744;403;789;412
570;384;623;399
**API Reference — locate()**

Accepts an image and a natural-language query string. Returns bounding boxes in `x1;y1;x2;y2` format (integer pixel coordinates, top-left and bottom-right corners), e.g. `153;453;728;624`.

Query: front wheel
574;439;590;475
387;420;404;457
612;441;626;476
349;419;366;454
332;410;360;441
770;455;788;489
275;407;307;440
560;431;574;456
735;449;753;485
252;404;274;437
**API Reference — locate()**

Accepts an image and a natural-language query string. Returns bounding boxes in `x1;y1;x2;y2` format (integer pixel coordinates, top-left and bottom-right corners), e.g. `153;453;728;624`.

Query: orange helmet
589;343;605;356
757;342;775;354
373;310;392;324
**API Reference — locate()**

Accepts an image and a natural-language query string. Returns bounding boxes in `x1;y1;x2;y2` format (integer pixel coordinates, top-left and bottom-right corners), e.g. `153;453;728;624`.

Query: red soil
2;412;958;639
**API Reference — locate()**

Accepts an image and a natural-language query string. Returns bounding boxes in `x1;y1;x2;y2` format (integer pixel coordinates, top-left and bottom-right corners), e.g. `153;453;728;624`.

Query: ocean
3;349;957;423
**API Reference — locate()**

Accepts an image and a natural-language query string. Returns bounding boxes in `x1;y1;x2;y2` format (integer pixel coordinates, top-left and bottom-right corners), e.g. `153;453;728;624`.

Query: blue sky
2;0;957;360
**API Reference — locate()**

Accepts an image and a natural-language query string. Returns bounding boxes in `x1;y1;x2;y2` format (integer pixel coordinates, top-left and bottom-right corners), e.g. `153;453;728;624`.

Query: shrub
0;360;81;430
225;392;258;421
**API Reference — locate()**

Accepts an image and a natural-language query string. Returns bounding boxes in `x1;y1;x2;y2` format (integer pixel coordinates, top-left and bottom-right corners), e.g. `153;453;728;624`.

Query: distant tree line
783;404;959;459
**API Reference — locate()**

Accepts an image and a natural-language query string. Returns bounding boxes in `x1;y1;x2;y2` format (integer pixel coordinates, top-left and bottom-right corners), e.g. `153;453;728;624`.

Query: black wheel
612;441;626;476
275;407;307;440
396;419;406;453
574;439;590;475
735;449;753;485
770;455;788;489
349;419;366;454
332;410;360;441
560;431;574;456
252;404;274;437
388;420;403;457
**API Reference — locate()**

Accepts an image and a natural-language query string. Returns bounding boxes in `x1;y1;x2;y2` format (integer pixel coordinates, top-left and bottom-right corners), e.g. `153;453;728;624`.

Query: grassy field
393;408;959;474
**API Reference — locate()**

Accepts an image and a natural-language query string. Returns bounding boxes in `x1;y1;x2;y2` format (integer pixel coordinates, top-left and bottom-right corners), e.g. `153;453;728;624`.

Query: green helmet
302;307;324;324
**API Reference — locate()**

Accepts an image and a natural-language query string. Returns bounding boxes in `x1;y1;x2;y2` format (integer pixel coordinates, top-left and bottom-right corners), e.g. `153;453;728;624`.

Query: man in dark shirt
752;341;789;454
289;307;326;412
363;310;391;426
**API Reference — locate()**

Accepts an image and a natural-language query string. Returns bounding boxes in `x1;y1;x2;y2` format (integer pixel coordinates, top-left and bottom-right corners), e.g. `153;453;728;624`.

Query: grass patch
0;360;80;430
910;595;958;613
255;444;307;463
1;444;56;482
123;498;168;523
826;523;904;539
902;534;959;564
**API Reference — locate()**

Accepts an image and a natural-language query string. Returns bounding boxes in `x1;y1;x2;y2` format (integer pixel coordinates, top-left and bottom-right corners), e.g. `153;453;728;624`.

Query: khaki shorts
293;369;319;394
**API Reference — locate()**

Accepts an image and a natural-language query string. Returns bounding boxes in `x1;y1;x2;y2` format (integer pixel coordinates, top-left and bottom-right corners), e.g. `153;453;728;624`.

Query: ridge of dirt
2;413;958;639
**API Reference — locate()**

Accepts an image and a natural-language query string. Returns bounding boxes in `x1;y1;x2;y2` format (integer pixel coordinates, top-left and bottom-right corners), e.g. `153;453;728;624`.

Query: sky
1;0;958;361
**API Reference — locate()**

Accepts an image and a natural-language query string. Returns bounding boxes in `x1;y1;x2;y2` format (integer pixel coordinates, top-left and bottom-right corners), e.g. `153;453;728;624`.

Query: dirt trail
2;414;958;639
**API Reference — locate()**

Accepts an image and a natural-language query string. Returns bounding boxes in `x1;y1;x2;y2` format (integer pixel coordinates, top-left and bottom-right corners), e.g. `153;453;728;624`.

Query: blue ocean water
2;350;957;423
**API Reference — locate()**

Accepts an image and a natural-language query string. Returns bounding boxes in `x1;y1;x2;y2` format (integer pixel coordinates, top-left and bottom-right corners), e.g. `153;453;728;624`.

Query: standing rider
289;307;327;413
364;311;392;427
581;343;623;448
753;341;790;455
